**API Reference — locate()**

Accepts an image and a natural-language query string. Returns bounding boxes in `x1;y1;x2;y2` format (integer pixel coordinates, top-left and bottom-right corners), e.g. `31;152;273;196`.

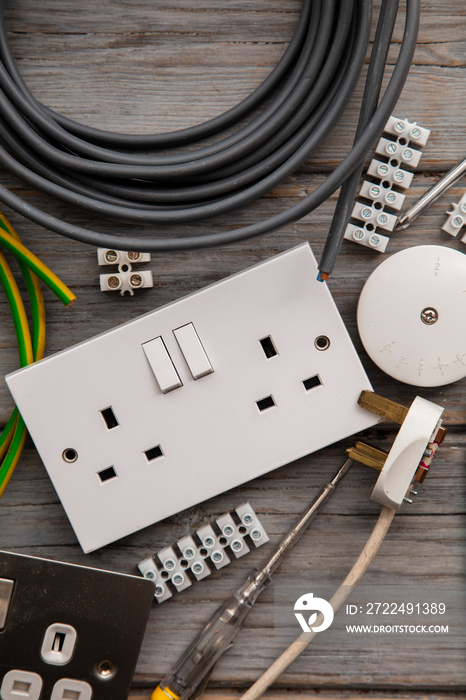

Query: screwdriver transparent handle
155;571;269;700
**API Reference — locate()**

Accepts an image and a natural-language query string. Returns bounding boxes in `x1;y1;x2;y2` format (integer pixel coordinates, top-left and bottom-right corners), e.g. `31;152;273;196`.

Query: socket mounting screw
421;307;439;325
127;251;141;261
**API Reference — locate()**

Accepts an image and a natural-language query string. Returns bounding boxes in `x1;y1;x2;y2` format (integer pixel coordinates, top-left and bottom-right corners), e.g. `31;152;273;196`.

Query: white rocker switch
142;337;182;393
174;323;213;380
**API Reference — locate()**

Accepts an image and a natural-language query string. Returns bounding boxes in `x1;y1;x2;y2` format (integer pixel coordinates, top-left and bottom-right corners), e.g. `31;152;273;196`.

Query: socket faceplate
7;244;379;552
0;550;154;700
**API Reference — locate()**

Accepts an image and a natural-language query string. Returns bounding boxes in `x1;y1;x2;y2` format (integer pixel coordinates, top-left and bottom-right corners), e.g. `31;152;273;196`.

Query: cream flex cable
240;506;396;700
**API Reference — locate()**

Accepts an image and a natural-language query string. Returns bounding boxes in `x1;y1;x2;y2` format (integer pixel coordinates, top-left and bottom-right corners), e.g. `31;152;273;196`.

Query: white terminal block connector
97;248;151;267
442;193;466;241
138;502;269;603
97;247;153;296
344;224;389;252
383;116;431;148
371;397;444;511
366;159;414;190
351;202;397;232
359;181;406;211
375;137;423;168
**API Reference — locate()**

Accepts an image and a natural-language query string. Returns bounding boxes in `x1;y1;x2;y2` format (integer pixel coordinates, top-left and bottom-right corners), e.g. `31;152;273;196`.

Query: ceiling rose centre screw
421;307;439;325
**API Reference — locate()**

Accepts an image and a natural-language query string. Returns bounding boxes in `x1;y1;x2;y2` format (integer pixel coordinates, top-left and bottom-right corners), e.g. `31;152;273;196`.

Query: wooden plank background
0;1;465;698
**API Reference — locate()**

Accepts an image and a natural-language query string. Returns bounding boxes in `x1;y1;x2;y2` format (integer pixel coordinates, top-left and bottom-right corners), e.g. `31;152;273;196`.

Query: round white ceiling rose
357;245;466;387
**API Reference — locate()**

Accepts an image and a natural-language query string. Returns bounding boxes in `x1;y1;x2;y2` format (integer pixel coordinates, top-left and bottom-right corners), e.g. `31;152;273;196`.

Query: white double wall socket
7;244;379;553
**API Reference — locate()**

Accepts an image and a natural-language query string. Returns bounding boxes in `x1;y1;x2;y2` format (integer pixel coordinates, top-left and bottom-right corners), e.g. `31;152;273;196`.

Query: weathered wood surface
0;0;465;698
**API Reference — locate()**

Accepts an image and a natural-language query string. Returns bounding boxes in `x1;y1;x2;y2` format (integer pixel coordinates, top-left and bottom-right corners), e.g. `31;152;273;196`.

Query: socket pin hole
366;223;375;231
98;466;117;483
101;406;119;430
398;137;407;145
219;536;227;546
97;659;116;679
120;264;129;272
256;395;276;412
389;159;399;167
161;570;169;580
145;444;164;461
199;548;208;557
259;335;278;358
382;180;391;189
180;559;189;569
374;202;383;210
13;681;31;693
62;448;78;463
303;375;322;391
314;336;330;351
238;525;247;534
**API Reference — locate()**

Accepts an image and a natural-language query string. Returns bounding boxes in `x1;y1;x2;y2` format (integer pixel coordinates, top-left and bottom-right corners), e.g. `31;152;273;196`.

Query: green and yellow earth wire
0;211;75;497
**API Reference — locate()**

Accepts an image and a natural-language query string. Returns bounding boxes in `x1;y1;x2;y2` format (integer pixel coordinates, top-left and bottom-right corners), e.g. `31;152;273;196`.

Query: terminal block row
344;116;430;253
138;503;269;603
442;192;466;242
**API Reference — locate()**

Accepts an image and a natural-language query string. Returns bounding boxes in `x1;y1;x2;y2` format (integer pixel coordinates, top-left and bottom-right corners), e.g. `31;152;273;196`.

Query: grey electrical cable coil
0;0;420;257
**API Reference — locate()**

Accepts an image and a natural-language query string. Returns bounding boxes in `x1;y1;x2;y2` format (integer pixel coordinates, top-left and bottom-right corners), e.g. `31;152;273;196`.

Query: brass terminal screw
130;274;143;287
107;275;121;289
105;250;118;263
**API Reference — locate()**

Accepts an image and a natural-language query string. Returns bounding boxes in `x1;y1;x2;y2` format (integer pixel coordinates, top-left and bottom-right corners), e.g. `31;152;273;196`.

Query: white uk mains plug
6;244;379;552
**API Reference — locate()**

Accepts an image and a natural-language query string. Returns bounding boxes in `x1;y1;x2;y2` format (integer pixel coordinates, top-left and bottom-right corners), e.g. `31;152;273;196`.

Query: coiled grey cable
0;0;420;258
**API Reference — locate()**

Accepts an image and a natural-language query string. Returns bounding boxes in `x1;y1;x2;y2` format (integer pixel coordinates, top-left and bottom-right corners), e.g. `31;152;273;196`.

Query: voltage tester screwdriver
153;458;353;700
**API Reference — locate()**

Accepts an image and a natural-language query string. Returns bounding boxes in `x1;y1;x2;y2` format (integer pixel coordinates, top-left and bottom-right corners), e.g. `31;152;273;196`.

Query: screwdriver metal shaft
395;156;466;230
